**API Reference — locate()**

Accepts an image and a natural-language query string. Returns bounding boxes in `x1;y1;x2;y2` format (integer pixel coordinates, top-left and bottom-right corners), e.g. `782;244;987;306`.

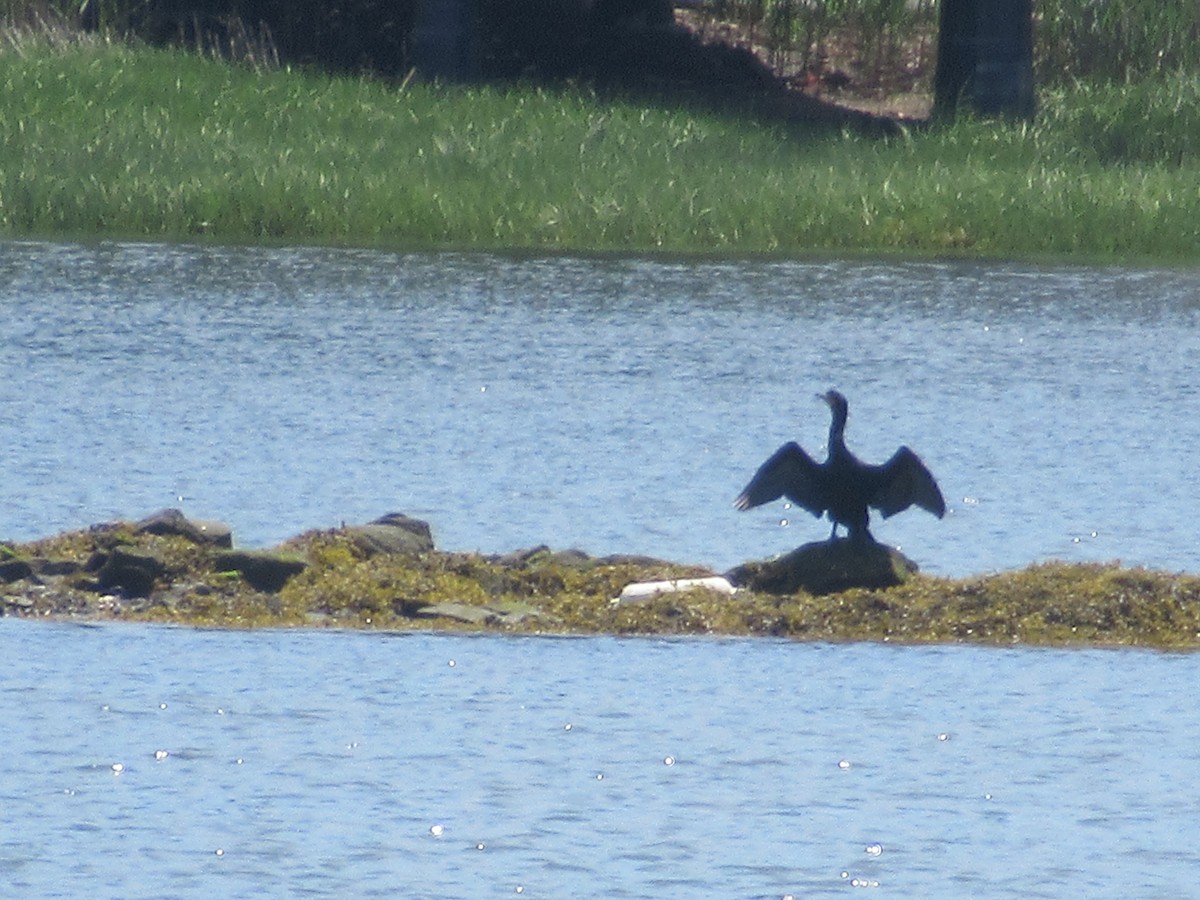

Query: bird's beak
815;391;832;407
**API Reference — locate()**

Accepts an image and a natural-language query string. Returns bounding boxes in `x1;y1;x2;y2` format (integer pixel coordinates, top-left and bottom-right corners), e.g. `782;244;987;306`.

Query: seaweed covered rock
491;545;674;570
343;513;435;557
0;557;34;583
213;550;307;593
415;599;551;627
9;511;1200;648
727;539;918;596
89;546;168;598
135;508;233;547
491;544;582;567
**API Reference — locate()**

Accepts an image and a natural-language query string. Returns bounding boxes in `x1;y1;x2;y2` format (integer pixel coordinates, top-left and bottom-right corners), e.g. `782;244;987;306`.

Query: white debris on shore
614;576;737;605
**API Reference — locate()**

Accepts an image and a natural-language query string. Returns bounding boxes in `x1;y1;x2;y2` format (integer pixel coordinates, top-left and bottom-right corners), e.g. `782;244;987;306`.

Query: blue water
2;619;1198;897
3;241;1200;578
5;242;1200;897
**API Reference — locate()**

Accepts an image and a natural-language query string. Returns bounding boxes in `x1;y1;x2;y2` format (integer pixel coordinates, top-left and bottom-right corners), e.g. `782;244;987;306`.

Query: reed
2;40;1198;260
706;0;936;84
8;0;1200;85
705;0;1200;85
1036;0;1200;83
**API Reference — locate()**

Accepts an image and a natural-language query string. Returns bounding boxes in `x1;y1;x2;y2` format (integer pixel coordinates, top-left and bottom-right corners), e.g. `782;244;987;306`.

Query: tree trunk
934;0;1034;120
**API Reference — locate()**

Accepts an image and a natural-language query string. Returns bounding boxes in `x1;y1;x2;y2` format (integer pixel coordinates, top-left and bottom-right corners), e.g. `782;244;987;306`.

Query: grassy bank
5;518;1200;649
2;38;1199;260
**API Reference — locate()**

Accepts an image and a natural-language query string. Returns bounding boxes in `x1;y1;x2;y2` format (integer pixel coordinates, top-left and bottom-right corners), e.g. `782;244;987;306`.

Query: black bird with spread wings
735;389;945;544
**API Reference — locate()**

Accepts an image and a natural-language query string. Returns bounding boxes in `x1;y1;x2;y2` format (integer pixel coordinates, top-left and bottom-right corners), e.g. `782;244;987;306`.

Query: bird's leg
848;524;876;546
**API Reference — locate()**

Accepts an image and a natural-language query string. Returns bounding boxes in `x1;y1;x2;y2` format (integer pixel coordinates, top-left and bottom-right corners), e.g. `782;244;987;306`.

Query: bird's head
817;389;847;413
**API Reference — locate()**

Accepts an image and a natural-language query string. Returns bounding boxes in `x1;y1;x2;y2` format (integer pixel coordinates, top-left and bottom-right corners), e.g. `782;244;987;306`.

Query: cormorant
735;389;945;543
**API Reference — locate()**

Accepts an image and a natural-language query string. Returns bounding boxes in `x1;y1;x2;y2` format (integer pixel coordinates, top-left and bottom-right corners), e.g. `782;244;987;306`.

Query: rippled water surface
2;620;1199;898
3;240;1200;578
5;244;1200;897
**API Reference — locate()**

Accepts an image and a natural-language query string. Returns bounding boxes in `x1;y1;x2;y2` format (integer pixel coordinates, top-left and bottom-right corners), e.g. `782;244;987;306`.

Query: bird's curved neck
827;406;849;457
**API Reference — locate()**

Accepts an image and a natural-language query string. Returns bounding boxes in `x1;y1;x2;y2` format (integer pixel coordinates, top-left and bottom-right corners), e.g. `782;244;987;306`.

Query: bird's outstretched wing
869;446;946;519
734;442;824;516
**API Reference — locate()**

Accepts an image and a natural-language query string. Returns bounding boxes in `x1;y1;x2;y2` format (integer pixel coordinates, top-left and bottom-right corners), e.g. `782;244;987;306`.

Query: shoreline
5;509;1200;650
3;42;1198;264
11;233;1199;274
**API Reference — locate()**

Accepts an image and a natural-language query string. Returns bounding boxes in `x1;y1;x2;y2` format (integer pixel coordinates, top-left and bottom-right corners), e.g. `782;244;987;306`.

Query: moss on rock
4;516;1200;649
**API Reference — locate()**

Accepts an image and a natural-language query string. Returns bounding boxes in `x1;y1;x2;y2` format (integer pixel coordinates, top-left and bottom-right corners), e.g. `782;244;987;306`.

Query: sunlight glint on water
2;241;1200;580
2;622;1200;896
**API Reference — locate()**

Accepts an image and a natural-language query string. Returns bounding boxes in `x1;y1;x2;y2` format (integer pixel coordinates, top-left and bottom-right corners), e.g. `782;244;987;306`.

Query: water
5;243;1200;897
1;619;1198;897
3;240;1200;579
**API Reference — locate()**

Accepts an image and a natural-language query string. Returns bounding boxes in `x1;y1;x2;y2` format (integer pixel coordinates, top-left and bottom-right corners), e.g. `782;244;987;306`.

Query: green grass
2;38;1199;260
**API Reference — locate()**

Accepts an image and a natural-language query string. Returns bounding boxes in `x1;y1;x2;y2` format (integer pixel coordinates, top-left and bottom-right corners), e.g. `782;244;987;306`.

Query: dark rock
213;550;306;593
0;558;34;583
29;558;83;577
95;547;168;598
540;548;593;567
86;521;125;538
0;556;84;586
491;545;554;567
135;508;233;547
726;539;919;596
494;547;674;570
344;513;434;557
495;546;595;568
